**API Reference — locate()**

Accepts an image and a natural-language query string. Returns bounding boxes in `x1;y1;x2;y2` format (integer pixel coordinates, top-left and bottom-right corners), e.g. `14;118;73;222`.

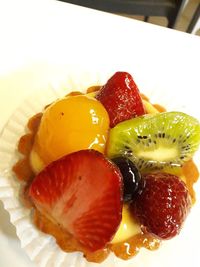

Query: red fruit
131;173;191;239
96;72;146;127
29;149;123;251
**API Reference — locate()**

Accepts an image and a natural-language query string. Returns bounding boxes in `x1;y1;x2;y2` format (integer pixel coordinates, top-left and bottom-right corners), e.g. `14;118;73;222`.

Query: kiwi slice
107;112;200;171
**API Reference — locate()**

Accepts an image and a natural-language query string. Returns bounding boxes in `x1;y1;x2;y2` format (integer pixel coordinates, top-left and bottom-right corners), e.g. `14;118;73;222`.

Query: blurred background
59;0;200;36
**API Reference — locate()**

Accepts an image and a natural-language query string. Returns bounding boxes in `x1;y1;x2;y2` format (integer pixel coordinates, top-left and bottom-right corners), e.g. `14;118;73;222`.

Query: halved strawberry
29;149;123;251
96;72;146;127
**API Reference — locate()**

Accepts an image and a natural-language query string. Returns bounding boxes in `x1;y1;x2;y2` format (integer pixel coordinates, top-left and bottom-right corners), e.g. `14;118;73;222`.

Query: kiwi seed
107;112;200;171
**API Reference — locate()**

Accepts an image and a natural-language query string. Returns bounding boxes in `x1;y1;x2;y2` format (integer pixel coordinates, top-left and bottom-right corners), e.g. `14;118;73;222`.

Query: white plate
0;0;200;266
0;69;200;267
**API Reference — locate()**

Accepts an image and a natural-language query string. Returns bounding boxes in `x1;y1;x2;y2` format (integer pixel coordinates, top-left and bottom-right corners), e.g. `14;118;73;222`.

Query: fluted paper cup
0;70;200;267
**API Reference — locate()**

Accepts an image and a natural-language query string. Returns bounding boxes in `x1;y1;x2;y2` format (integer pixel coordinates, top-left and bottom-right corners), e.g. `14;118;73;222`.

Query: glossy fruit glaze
12;90;199;263
32;95;110;167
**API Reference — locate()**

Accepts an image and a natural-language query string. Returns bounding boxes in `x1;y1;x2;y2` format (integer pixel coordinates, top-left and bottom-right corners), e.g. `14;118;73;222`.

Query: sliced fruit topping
31;95;110;170
111;204;141;244
112;157;143;202
107;111;200;171
131;172;191;239
29;150;123;251
96;72;146;128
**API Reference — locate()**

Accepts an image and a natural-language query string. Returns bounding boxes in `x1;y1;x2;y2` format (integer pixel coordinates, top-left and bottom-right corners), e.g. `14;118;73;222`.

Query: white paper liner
0;71;200;267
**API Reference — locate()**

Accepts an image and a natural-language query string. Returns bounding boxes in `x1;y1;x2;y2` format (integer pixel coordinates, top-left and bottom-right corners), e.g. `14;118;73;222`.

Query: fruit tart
12;72;200;264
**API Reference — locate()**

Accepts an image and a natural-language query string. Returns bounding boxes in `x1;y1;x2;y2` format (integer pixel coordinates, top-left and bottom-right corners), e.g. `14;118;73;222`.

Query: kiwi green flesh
107;112;200;171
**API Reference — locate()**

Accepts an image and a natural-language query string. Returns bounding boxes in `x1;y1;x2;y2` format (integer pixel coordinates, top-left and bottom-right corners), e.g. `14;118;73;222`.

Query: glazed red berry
96;72;146;127
131;172;191;239
29;150;123;251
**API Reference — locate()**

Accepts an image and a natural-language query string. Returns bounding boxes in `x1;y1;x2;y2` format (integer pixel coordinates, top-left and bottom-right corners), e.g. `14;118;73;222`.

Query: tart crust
12;90;199;263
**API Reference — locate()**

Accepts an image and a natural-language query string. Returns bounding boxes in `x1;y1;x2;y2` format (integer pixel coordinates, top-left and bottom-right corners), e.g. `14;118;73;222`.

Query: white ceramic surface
0;0;200;267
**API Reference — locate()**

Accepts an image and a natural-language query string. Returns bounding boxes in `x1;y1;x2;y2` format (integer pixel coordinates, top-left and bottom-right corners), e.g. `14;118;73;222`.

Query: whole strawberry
96;72;146;127
131;173;191;239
